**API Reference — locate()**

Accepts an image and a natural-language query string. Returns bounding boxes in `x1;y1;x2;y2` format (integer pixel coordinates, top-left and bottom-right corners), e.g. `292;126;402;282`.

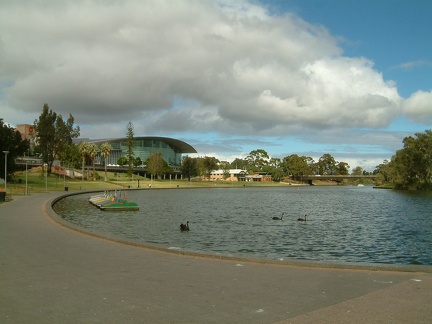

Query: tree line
180;150;354;182
1;104;431;190
374;130;432;190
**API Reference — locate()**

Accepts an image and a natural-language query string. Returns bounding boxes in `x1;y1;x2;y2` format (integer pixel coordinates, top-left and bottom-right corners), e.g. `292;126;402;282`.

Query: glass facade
93;137;195;167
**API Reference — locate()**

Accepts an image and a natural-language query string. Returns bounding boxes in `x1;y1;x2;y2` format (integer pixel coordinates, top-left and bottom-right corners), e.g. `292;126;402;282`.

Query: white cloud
397;60;432;70
402;90;432;124
0;0;403;140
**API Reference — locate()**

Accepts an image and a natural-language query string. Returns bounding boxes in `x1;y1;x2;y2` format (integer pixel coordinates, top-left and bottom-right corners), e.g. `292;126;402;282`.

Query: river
52;185;432;265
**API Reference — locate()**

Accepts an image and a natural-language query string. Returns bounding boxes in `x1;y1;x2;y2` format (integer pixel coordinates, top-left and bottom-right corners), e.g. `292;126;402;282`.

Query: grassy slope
1;167;377;202
2;167;296;199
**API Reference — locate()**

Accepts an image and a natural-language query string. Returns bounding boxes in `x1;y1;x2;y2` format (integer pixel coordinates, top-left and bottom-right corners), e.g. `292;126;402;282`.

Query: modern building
88;137;197;168
14;124;197;171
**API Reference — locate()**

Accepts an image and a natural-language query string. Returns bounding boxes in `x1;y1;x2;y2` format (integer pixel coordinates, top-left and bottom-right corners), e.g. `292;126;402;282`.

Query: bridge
291;174;377;185
14;159;182;179
15;158;44;166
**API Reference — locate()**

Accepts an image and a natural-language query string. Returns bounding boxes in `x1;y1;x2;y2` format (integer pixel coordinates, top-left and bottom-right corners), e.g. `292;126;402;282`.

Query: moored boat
89;190;139;211
99;201;139;211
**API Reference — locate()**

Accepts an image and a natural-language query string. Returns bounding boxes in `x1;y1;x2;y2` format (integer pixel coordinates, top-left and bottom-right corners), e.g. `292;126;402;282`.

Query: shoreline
49;190;432;273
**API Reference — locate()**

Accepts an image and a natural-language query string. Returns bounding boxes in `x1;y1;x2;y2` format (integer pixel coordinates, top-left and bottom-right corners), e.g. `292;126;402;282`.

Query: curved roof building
89;136;197;167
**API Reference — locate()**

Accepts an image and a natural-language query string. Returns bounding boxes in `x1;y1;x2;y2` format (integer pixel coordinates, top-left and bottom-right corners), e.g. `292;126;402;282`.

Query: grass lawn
1;166;295;202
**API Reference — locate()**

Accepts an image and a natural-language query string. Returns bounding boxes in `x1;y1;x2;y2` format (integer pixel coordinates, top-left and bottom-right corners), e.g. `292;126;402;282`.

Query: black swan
180;221;190;231
297;214;307;221
272;213;284;220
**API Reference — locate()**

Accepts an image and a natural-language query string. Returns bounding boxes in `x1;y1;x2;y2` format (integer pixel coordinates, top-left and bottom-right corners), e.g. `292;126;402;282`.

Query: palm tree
78;141;90;181
87;143;98;181
100;142;112;181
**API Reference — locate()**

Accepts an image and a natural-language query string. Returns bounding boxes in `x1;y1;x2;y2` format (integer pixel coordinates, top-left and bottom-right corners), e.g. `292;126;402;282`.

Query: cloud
397;60;432;70
403;90;432;124
0;0;403;140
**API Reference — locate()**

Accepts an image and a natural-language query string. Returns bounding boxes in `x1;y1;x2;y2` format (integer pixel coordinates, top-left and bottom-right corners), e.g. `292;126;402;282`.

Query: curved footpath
1;192;431;323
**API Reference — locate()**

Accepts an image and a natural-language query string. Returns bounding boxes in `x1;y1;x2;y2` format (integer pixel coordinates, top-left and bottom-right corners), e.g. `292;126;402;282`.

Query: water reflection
53;186;432;265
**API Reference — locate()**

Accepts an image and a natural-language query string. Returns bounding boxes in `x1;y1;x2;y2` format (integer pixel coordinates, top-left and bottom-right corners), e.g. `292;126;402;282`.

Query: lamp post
63;163;66;189
3;151;9;192
44;163;47;192
25;161;28;195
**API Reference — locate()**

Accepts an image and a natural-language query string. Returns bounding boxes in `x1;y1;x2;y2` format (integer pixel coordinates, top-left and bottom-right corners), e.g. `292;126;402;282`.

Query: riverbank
2;167;380;201
1;191;431;323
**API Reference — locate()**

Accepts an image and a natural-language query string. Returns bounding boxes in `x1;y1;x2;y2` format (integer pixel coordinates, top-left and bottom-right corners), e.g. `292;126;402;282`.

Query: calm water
53;186;432;265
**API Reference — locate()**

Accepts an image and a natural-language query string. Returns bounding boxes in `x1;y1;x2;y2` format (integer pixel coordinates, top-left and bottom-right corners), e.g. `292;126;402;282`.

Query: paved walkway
1;192;431;323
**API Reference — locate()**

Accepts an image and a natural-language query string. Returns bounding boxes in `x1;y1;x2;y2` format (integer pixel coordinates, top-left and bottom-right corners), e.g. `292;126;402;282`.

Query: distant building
210;169;273;182
210;169;247;181
245;172;272;182
16;124;35;141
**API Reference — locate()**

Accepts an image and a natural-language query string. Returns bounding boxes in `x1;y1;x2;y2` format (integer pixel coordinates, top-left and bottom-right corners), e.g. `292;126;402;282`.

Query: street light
44;163;47;192
25;161;28;195
3;151;9;192
63;163;66;189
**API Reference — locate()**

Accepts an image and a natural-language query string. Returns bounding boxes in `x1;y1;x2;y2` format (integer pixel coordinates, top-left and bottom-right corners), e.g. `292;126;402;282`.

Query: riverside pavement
1;191;431;323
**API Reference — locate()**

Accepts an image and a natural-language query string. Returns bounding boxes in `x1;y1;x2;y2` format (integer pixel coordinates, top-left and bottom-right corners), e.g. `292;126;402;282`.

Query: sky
1;0;431;171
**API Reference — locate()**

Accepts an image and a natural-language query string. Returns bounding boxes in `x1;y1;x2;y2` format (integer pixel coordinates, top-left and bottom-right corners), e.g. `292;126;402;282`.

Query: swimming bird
297;214;307;221
180;221;190;231
272;213;284;220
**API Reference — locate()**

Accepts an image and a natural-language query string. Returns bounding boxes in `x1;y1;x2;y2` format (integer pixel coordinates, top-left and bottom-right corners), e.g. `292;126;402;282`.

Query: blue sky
1;0;431;171
265;0;432;97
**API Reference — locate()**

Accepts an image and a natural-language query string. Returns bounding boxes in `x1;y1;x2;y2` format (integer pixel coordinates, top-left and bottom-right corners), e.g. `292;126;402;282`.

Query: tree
336;161;350;175
57;142;81;169
374;159;394;185
78;141;90;181
181;156;198;181
266;165;283;182
390;130;432;190
195;157;205;177
246;149;269;171
34;104;80;175
100;142;112;181
218;160;230;180
219;160;230;170
87;143;98;181
126;121;135;179
134;157;142;167
373;129;432;190
146;152;168;179
0;119;30;182
202;156;219;180
317;153;337;175
117;156;127;166
230;158;246;169
268;157;281;169
405;130;432;189
262;157;283;181
282;154;313;177
351;166;363;176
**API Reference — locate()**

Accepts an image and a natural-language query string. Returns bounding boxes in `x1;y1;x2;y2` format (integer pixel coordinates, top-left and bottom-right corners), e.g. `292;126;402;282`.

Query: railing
292;174;377;181
15;158;44;165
